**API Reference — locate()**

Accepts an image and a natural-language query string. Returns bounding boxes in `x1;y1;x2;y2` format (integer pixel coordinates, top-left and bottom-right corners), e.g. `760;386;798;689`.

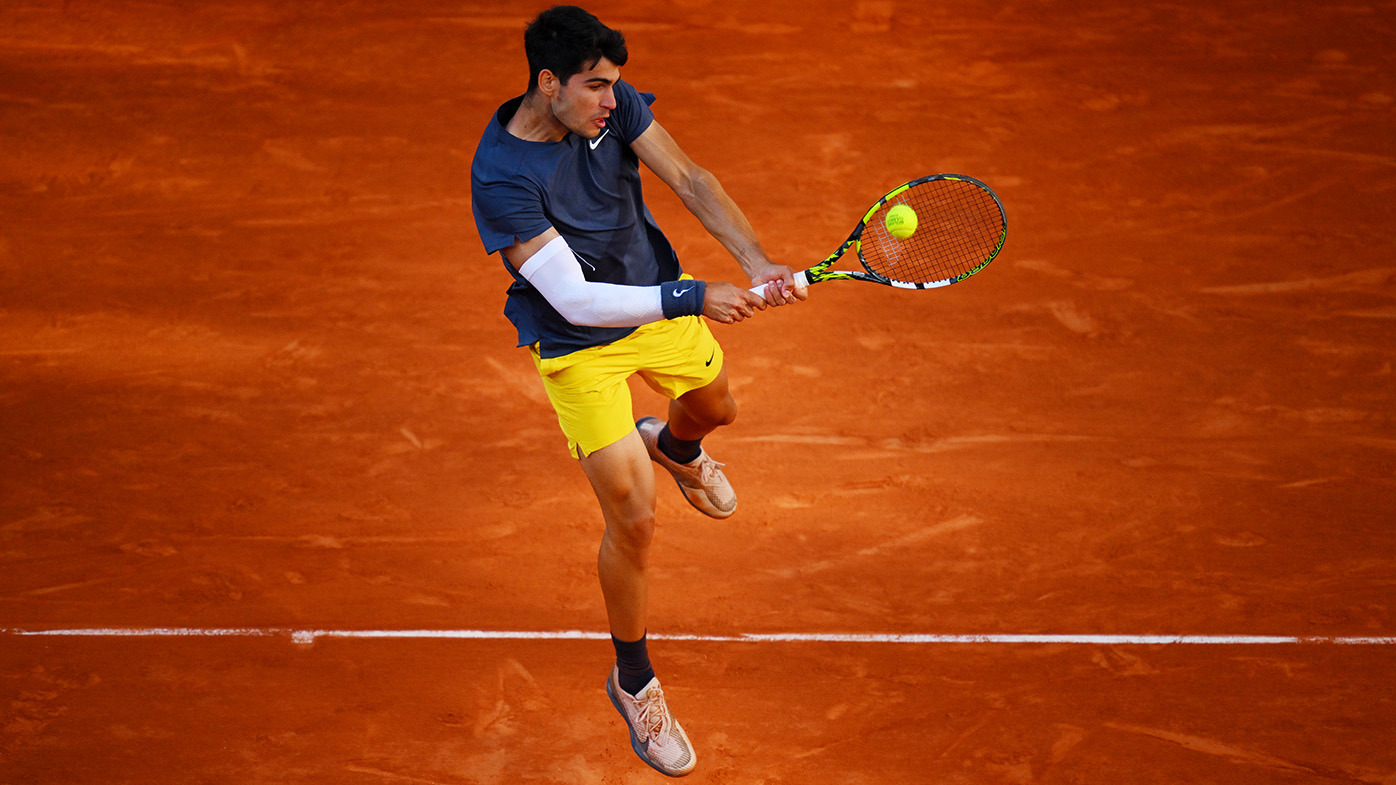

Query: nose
601;86;617;110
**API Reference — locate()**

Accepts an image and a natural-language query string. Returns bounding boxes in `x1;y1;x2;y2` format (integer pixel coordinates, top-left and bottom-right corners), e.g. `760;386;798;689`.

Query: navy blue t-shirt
470;80;683;358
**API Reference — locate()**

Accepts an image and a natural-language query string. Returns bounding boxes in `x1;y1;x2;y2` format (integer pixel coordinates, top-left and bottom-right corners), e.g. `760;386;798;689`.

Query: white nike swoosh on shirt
672;286;693;298
588;129;610;150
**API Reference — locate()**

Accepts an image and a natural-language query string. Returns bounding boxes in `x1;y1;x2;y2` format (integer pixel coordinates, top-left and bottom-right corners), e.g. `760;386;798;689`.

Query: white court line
3;628;1395;646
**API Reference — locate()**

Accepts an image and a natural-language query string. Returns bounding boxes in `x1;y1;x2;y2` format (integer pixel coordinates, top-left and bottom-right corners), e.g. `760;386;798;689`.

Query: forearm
519;235;705;327
678;168;771;280
632;119;803;305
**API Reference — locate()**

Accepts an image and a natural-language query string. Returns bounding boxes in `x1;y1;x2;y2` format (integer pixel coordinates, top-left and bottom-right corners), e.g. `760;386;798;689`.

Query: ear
537;69;560;97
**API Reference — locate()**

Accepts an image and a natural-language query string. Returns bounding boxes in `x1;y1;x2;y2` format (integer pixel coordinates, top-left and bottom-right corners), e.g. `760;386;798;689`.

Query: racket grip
749;270;809;295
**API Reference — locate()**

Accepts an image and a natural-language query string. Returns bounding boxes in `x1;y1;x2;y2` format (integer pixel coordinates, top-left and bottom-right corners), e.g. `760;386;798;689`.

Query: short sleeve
611;80;656;144
472;178;551;256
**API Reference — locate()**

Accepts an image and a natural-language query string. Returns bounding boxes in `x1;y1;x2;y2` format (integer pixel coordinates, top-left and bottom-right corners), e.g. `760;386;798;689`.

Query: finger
773;282;796;305
758;282;779;306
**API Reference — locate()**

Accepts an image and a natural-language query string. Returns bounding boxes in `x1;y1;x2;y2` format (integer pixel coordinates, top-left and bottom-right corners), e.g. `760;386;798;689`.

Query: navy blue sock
658;425;703;464
612;633;656;696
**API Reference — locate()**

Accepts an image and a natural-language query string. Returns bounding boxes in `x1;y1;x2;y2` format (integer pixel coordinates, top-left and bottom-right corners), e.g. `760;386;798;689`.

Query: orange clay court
1;1;1394;783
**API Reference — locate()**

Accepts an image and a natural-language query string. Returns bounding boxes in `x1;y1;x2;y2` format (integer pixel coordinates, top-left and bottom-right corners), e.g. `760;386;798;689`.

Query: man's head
524;6;628;96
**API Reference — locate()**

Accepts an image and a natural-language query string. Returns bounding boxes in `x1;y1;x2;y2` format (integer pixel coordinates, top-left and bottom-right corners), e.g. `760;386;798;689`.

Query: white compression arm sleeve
516;235;665;327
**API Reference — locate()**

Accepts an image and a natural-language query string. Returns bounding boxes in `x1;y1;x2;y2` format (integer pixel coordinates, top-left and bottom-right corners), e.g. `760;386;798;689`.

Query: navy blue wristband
659;280;706;319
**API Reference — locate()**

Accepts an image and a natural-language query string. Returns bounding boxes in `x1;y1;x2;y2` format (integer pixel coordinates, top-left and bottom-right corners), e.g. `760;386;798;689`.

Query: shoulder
615;79;656;106
614;80;658;121
611;80;657;144
471;99;550;199
473;97;553;172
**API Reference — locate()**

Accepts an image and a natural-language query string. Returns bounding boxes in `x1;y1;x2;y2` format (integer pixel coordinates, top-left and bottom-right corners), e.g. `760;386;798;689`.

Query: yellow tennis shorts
531;315;724;458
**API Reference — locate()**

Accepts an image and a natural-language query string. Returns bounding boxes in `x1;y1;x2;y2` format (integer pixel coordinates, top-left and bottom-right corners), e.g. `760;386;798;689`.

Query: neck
506;92;567;142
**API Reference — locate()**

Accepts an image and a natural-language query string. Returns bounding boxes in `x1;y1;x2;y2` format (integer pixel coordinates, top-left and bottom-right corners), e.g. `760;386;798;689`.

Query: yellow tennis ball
884;204;918;239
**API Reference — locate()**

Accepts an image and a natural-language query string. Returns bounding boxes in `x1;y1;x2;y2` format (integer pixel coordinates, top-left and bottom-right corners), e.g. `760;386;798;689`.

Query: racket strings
860;179;1004;285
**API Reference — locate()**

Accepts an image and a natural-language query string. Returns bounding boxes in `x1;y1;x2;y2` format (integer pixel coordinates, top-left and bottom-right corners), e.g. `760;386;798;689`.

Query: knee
693;395;737;430
715;396;737;427
606;508;656;554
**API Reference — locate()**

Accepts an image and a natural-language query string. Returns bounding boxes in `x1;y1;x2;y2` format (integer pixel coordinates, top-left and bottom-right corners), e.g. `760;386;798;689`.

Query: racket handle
748;269;809;295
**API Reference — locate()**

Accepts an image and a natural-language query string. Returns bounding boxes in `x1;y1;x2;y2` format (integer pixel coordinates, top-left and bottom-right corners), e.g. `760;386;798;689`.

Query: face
545;57;620;139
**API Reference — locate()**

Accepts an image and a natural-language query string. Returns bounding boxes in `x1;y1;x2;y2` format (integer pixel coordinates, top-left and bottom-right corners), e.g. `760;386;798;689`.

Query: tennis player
469;5;805;777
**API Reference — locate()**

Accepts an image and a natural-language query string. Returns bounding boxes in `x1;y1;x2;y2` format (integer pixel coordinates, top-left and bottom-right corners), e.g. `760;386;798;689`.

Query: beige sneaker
636;417;736;518
606;666;697;777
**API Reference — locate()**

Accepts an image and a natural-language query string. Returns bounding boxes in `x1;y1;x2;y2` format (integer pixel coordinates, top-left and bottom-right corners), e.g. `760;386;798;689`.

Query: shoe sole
636;417;736;519
606;675;693;777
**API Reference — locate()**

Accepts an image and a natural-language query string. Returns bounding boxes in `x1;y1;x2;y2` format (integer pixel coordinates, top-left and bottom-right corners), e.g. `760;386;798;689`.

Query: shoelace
696;457;726;486
634;686;673;742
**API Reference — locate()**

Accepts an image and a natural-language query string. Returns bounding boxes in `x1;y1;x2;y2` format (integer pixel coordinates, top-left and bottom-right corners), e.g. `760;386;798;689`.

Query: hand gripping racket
752;174;1006;293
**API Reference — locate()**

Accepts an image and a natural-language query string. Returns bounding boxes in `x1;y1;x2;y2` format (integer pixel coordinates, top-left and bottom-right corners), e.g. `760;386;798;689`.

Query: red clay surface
2;1;1394;783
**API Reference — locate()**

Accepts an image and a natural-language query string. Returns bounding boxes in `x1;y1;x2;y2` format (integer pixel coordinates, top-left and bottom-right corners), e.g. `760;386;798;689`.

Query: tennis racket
751;174;1006;293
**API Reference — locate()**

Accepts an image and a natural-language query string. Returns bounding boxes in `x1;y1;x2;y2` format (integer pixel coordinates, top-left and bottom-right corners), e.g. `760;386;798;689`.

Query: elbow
553;293;599;326
676;166;717;206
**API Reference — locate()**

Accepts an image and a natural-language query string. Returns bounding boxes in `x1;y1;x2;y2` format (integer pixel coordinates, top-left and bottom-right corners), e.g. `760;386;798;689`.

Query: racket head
850;175;1007;289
